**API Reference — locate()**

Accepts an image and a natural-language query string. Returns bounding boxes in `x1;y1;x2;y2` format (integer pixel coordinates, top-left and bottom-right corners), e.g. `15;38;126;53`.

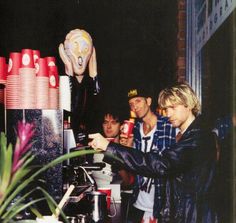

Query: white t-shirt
133;123;157;213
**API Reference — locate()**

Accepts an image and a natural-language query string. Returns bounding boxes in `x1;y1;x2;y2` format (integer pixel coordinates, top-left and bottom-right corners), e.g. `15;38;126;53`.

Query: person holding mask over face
89;83;218;223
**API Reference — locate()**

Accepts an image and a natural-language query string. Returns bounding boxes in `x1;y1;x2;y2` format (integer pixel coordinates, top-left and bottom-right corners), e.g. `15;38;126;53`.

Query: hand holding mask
59;29;98;83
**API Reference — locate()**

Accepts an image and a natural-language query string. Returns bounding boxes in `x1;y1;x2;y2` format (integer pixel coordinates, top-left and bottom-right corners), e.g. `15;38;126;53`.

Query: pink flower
12;121;35;173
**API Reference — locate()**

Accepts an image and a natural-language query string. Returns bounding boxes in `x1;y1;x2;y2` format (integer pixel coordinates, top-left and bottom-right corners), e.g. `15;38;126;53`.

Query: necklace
143;121;156;135
142;113;157;135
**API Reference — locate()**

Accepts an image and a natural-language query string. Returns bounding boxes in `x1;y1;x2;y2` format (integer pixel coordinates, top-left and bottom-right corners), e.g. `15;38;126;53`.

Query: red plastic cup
33;50;40;73
122;120;134;138
48;66;59;88
21;49;34;68
46;56;56;67
0;57;7;83
33;50;40;64
98;187;112;210
8;52;22;75
36;58;49;77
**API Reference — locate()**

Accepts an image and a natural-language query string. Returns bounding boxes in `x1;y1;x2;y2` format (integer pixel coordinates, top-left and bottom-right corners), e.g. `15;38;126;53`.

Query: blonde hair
158;83;201;116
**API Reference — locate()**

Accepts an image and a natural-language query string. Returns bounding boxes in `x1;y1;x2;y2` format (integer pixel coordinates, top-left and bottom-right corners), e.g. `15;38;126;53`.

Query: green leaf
5;186;69;223
29;207;43;219
9;154;34;190
2;187;39;219
0;142;13;195
11;220;36;223
0;149;96;217
30;149;97;180
2;198;45;223
37;187;56;215
0;155;34;207
0;133;8;184
36;187;69;223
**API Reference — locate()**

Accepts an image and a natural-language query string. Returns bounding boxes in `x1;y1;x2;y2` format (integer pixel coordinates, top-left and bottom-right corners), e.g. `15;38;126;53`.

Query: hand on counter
88;133;109;151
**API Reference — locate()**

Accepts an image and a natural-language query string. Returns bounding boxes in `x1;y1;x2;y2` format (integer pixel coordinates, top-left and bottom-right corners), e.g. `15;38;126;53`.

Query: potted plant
0;121;96;223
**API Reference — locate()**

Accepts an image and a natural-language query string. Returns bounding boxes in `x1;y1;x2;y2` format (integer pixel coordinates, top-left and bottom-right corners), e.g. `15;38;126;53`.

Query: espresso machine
63;127;113;223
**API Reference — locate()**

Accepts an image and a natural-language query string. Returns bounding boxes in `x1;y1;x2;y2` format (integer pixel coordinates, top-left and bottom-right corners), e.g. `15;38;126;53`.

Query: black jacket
104;116;218;223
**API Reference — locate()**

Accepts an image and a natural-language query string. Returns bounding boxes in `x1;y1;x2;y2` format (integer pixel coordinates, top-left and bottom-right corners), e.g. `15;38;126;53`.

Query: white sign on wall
196;0;236;52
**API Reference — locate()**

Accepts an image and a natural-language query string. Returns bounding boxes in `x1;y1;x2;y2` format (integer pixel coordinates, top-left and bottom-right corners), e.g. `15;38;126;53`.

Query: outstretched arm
88;131;209;178
88;133;170;177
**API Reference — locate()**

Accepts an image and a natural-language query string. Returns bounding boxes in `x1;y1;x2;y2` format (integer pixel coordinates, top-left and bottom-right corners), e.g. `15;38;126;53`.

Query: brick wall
176;0;186;82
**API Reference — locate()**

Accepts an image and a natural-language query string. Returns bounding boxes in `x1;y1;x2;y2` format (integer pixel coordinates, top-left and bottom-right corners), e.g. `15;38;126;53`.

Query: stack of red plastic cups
0;57;7;105
33;50;40;74
46;57;59;109
35;58;49;109
6;52;22;109
4;49;59;110
19;49;36;109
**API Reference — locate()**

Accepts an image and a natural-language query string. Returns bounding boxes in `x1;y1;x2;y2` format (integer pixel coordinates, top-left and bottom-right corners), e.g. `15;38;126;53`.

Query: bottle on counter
63;116;71;129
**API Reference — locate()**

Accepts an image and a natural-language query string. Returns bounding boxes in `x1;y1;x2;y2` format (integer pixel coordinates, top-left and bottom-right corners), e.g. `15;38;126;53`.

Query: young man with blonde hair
89;83;218;223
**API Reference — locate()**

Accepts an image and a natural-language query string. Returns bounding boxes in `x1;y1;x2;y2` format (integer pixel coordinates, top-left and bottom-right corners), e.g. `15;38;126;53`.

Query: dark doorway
202;14;234;125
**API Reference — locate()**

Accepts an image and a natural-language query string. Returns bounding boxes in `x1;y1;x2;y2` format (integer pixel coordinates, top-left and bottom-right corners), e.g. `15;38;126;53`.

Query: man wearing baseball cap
119;85;176;223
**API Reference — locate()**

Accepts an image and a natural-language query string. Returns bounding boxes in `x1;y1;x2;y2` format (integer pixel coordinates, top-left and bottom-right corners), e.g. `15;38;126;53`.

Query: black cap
127;86;151;100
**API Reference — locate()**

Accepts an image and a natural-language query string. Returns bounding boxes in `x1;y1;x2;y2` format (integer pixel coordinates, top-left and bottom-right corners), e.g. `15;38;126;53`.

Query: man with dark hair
89;83;218;223
93;107;134;189
101;108;123;142
92;108;123;186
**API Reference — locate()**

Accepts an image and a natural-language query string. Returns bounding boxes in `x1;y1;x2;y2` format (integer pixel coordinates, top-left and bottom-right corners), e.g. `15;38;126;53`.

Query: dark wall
0;0;177;127
202;14;234;124
0;0;82;65
78;0;178;110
